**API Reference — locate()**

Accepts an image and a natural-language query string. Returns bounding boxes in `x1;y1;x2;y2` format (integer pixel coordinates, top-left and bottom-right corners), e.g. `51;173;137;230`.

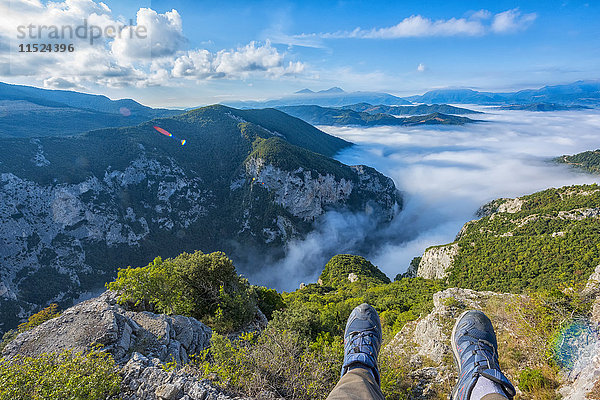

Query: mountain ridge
277;105;477;126
0;81;183;138
408;80;600;106
0;104;400;335
223;88;412;108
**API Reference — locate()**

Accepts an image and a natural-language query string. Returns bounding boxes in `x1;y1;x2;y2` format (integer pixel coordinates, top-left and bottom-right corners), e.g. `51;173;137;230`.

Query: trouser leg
481;394;509;400
326;368;385;400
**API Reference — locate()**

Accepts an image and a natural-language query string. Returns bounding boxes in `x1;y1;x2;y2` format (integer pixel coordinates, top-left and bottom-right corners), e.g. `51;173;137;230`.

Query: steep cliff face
244;157;398;222
244;157;353;220
0;152;213;332
416;244;459;280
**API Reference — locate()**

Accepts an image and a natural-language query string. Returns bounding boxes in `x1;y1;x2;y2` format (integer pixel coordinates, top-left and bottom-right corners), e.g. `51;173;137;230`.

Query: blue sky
0;0;598;107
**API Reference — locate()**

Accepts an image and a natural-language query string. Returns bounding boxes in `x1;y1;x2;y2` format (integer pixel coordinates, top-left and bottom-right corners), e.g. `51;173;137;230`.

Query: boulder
1;291;212;365
120;352;247;400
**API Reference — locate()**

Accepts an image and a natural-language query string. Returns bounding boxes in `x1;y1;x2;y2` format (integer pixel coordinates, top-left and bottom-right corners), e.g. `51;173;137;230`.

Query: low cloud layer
0;0;304;88
247;109;600;290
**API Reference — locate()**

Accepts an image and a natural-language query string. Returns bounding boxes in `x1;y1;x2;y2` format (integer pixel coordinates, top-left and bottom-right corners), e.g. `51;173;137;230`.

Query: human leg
326;303;385;400
451;310;516;400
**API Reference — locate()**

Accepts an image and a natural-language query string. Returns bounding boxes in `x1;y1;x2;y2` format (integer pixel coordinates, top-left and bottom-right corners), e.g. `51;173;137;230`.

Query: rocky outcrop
120;353;247;400
2;291;212;366
385;287;516;362
477;197;524;217
384;287;519;399
385;268;600;400
1;291;262;400
416;243;459;279
245;158;353;220
244;158;399;222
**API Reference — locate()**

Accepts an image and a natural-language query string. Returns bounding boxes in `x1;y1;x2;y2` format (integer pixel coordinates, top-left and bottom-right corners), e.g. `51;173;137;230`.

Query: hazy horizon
2;1;599;108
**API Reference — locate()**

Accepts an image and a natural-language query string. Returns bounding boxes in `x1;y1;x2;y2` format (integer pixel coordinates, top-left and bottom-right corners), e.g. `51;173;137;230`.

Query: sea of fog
249;107;600;291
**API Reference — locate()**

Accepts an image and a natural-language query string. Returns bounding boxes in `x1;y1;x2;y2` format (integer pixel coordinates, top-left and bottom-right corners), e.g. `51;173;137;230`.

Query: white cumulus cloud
0;0;305;88
492;8;537;33
171;41;304;80
111;8;185;60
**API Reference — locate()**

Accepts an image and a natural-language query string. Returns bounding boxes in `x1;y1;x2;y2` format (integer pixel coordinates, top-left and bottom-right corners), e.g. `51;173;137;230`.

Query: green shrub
107;251;257;333
191;327;342;400
18;303;60;332
254;286;285;319
0;350;121;400
379;352;411;400
518;367;548;392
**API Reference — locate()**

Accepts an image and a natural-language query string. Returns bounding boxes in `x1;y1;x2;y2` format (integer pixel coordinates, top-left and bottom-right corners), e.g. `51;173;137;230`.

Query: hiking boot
341;303;382;385
451;310;516;400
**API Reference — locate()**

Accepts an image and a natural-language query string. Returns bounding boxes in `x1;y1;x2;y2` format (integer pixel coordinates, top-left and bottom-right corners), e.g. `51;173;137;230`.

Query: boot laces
347;330;377;356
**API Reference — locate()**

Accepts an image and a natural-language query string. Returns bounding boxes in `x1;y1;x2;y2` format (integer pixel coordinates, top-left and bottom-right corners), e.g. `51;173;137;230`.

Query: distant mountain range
223;87;412;108
407;81;600;106
0;82;182;137
277;105;477;126
496;103;591;111
221;81;600;109
1;80;597;139
342;103;482;115
0;104;401;333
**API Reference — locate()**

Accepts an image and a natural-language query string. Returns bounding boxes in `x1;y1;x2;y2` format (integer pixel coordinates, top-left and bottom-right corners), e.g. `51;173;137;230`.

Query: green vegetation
143;254;441;399
254;286;285;320
0;349;121;400
188;329;342;400
103;242;592;399
248;137;355;179
231;107;351;157
107;251;257;333
556;150;600;174
319;254;391;287
445;184;600;292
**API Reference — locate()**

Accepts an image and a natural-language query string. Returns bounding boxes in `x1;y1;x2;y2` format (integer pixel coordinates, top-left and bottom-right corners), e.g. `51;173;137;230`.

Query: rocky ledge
384;266;600;399
1;291;250;400
2;291;212;365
